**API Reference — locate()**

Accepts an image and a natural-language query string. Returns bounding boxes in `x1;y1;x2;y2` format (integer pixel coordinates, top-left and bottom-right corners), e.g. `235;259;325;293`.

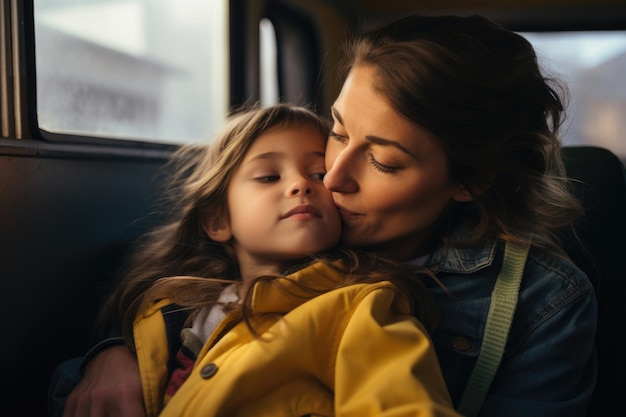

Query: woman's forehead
333;67;439;154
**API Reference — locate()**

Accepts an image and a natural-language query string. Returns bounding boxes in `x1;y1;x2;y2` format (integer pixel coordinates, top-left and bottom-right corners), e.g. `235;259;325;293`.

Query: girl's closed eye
310;172;326;181
255;174;280;183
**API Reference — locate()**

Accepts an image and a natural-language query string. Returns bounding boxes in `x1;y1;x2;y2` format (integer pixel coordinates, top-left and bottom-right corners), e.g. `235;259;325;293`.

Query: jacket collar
249;239;500;315
249;261;346;314
427;239;498;274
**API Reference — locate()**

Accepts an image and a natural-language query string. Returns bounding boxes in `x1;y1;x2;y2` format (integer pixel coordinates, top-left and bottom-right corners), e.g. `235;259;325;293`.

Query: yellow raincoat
133;262;460;417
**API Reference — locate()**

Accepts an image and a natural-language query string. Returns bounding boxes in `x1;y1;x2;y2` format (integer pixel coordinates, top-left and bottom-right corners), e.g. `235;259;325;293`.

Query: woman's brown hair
343;15;582;250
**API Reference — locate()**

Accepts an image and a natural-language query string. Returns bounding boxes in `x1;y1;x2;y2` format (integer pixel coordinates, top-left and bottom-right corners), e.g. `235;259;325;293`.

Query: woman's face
324;66;471;260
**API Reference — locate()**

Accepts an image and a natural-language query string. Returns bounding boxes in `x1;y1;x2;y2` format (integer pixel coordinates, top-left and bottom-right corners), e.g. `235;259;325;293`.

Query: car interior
1;1;625;416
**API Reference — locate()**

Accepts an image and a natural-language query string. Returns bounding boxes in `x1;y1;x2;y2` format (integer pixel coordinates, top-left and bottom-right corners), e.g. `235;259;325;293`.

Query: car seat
561;146;626;417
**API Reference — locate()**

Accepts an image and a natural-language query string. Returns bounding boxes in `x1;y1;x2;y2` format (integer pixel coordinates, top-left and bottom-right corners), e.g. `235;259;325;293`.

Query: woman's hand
63;346;146;417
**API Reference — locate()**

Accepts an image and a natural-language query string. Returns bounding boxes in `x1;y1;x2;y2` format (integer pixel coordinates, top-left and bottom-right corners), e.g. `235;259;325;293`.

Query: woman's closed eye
329;130;348;144
369;154;400;174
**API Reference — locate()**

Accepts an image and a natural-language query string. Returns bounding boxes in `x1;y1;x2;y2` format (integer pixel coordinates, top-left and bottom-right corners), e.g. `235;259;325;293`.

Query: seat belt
457;240;530;417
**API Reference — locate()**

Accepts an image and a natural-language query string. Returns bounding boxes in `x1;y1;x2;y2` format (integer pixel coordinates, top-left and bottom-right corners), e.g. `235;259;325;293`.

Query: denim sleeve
479;286;598;417
46;337;126;417
48;357;82;417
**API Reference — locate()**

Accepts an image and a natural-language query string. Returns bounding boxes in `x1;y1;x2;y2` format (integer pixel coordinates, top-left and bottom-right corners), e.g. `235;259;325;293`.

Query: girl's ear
202;210;232;242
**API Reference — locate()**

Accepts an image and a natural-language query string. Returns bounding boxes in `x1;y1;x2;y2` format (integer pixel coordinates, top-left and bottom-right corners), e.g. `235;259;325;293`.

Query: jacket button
451;336;471;351
200;363;218;379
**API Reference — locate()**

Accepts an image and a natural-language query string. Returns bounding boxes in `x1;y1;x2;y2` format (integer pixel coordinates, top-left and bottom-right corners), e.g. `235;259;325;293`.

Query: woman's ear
201;210;232;242
452;183;474;202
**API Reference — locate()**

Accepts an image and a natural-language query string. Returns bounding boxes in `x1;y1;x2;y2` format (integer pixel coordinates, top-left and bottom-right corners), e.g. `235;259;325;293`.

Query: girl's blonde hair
98;104;328;344
98;104;436;347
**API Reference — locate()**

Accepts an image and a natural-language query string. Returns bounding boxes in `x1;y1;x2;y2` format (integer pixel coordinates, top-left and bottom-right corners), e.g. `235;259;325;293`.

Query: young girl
103;104;459;417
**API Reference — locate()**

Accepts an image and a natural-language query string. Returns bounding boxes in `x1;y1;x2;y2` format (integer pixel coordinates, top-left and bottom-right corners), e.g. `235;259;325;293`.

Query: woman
60;15;596;417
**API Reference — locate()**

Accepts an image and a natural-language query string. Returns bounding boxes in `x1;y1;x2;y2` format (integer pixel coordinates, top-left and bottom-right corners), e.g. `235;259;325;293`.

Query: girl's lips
281;204;321;219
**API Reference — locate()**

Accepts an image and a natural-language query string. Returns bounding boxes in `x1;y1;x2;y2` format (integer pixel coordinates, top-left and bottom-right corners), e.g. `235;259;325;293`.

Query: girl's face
214;125;341;280
324;66;471;260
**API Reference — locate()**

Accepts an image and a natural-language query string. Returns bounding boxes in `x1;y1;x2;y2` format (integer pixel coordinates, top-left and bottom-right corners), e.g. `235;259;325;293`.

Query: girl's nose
289;177;313;196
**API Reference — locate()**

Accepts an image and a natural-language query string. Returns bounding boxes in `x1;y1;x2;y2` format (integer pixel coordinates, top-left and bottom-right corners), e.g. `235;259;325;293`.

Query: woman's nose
324;149;358;193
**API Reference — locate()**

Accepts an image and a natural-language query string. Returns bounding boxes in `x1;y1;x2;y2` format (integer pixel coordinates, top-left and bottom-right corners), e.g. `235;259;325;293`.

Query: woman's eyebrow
330;106;344;126
331;106;417;159
365;135;417;159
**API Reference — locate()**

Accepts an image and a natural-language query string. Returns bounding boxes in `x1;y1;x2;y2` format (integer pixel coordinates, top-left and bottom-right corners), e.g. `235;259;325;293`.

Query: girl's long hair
97;103;436;348
97;104;328;345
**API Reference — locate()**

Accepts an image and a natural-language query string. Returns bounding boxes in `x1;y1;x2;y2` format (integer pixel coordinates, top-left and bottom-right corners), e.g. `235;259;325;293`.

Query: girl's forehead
245;126;327;157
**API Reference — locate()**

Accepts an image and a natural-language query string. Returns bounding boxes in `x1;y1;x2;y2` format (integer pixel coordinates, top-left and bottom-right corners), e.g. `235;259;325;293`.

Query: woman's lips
334;203;361;219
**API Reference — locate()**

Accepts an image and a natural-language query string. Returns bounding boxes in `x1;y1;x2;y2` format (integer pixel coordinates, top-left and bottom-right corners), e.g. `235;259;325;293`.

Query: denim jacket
52;240;597;417
423;240;597;417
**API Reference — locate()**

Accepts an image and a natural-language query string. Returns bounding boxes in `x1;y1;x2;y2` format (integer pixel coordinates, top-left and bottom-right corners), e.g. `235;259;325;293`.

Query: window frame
0;0;236;159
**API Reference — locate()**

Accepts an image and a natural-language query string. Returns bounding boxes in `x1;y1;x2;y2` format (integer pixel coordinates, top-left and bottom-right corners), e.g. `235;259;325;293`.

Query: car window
522;31;626;159
34;0;228;144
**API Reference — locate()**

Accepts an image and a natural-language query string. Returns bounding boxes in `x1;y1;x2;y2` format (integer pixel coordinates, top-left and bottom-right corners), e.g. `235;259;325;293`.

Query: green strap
457;240;530;417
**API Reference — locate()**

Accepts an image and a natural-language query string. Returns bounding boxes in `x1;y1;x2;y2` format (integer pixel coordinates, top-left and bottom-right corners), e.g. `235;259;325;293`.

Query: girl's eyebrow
331;106;416;159
247;150;326;162
248;151;283;161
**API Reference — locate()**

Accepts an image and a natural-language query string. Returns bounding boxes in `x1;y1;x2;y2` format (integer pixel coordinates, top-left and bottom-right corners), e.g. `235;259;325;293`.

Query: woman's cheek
324;140;340;170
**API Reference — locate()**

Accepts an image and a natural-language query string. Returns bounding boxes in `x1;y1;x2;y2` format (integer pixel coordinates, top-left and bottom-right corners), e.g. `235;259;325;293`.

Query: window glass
522;31;626;159
34;0;228;144
260;18;279;106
